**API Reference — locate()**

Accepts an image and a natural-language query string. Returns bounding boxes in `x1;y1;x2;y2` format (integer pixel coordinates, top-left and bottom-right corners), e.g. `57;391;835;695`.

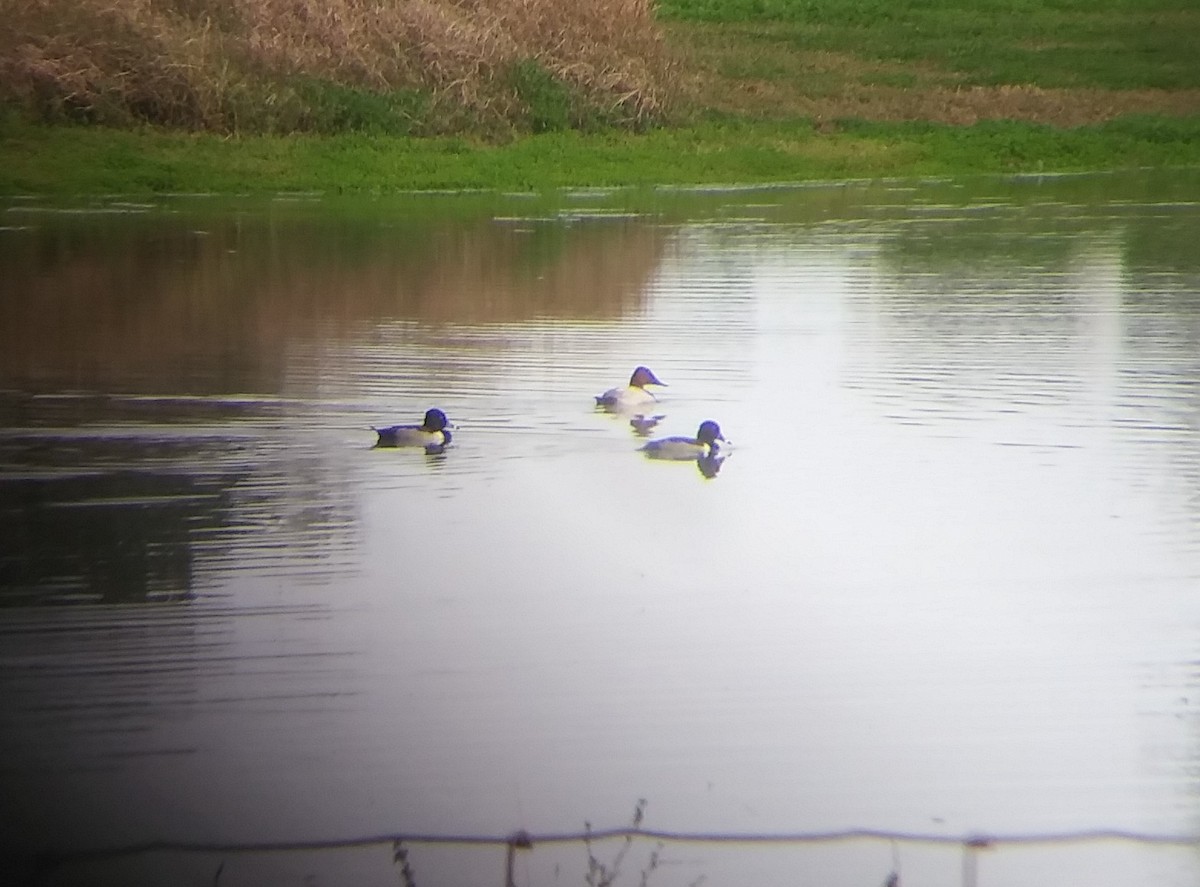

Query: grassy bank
0;0;673;133
4;114;1198;195
664;0;1200;127
1;0;1199;195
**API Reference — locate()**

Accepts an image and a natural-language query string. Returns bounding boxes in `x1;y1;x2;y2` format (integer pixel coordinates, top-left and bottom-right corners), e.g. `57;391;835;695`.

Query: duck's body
374;408;452;450
595;366;666;410
640;420;725;461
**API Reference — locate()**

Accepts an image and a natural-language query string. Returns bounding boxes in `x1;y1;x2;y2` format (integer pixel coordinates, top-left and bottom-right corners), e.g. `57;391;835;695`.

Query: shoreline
3;114;1200;197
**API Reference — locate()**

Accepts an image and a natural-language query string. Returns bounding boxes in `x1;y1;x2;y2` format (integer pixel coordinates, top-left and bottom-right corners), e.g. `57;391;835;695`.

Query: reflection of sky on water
0;173;1198;887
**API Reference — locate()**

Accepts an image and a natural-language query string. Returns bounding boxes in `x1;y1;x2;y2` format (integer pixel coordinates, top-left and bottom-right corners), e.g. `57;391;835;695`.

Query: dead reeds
0;0;678;133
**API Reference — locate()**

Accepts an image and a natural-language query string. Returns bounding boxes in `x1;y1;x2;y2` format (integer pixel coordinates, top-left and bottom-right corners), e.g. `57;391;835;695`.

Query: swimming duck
640;420;725;461
595;366;666;410
373;408;452;450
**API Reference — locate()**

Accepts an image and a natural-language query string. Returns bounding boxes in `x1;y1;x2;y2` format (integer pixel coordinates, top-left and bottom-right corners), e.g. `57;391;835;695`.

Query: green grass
3;0;1199;194
3;113;1198;196
659;0;1200;90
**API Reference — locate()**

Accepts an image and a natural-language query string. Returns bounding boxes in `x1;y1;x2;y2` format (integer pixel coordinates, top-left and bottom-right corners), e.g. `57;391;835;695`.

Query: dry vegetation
0;0;678;133
669;23;1200;127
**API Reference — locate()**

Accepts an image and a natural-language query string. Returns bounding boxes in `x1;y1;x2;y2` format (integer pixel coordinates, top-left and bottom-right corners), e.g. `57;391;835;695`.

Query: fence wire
36;824;1199;868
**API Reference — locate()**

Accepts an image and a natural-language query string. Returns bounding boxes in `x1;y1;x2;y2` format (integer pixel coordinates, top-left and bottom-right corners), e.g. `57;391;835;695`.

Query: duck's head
422;408;450;431
696;420;724;447
629;366;666;389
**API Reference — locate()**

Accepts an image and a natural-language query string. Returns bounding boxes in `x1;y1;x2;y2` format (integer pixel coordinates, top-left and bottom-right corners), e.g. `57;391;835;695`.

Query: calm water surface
2;171;1199;887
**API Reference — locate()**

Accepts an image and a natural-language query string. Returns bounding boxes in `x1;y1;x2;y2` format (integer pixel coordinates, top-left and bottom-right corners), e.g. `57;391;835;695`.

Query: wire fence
35;825;1200;887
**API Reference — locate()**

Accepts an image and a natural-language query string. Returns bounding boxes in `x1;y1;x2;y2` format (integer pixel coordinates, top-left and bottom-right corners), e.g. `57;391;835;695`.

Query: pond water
1;170;1199;887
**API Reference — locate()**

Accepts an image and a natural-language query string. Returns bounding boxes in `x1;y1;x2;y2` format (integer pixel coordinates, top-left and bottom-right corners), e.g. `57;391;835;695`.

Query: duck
640;420;725;461
595;366;666;410
373;408;452;450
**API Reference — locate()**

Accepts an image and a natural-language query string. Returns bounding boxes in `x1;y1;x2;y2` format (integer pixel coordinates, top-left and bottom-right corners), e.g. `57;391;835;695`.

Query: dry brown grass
4;1;1197;134
698;76;1200;127
0;0;678;132
669;23;1200;127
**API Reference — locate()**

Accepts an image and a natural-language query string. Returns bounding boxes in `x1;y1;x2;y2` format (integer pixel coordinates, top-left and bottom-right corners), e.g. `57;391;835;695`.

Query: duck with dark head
595;366;667;411
373;408;452;453
639;420;725;461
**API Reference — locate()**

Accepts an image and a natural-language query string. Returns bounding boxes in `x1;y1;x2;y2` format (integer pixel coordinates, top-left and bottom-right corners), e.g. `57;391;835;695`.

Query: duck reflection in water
696;452;726;478
373;408;453;454
640;420;728;477
628;413;666;436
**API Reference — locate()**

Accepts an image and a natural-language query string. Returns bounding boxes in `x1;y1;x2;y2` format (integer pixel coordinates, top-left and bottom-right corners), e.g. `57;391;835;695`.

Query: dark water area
1;172;1199;886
